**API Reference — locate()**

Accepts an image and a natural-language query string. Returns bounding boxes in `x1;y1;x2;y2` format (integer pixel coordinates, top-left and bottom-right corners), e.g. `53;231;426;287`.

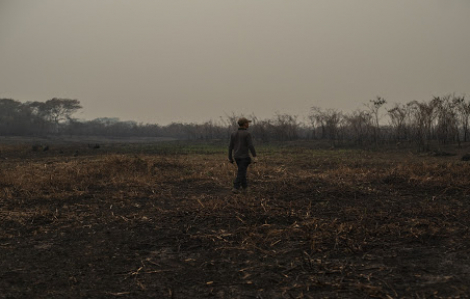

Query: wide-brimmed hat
237;117;252;126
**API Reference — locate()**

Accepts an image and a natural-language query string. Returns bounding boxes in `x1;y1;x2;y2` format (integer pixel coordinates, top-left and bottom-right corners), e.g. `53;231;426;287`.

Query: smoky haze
1;0;469;125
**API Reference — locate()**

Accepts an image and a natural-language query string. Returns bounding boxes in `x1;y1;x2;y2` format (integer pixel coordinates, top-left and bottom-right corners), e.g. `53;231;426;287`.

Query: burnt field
1;140;470;298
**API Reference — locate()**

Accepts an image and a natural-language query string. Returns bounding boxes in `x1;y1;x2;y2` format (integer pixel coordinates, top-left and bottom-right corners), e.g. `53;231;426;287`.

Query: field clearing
1;140;470;298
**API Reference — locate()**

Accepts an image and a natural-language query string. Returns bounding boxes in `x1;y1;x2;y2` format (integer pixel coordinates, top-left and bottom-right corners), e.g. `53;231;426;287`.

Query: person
228;117;257;193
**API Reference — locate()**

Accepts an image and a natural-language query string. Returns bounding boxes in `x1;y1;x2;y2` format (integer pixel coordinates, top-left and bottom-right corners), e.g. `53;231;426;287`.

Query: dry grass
1;144;470;298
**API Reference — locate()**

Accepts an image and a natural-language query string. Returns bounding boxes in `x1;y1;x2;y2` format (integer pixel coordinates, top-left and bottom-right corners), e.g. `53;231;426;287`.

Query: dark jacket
229;128;257;161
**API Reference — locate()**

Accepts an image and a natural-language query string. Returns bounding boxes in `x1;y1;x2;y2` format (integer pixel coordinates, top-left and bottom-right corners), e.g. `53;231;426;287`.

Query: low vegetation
2;94;470;151
1;140;470;298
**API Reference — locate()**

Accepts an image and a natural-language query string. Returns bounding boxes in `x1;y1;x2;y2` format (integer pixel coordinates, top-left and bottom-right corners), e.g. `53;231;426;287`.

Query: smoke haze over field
1;0;469;125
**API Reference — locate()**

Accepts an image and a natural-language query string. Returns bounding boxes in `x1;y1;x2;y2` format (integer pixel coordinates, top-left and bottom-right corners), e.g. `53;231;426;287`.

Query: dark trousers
234;157;251;189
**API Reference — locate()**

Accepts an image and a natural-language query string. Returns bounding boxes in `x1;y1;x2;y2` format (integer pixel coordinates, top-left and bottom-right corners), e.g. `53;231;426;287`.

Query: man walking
228;117;257;193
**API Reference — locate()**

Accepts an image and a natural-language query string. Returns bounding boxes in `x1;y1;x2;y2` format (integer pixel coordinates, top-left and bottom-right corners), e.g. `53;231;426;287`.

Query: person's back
228;118;257;193
229;128;256;160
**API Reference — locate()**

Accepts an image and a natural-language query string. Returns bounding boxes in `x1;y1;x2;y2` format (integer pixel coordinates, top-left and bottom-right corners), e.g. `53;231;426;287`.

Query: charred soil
1;142;470;298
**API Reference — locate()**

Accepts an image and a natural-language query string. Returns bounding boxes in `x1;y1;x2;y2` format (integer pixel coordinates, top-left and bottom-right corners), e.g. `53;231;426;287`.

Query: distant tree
344;109;372;145
408;100;437;152
387;103;411;142
452;95;470;142
323;109;343;145
201;120;216;139
93;117;120;126
0;99;22;135
45;98;82;133
28;98;82;133
221;113;239;138
249;114;271;142
366;96;387;144
433;95;460;146
309;106;325;139
273;113;299;141
0;98;47;135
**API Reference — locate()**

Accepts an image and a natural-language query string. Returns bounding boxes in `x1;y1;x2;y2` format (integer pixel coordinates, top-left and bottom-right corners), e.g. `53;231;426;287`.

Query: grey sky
1;0;469;125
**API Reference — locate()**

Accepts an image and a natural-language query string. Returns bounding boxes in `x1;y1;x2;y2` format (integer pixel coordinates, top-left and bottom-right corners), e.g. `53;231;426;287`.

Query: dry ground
1;140;470;298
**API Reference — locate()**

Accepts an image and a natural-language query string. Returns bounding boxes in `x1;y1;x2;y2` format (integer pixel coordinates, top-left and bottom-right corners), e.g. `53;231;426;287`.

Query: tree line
1;95;469;150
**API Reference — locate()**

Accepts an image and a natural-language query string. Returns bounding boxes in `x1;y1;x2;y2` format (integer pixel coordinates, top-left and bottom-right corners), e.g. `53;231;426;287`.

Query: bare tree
247;114;271;142
453;95;470;142
387;103;411;143
344;109;372;145
433;95;460;146
408;100;437;152
201;120;214;140
365;96;387;144
308;106;325;139
323;109;343;145
221;113;239;138
273;113;299;141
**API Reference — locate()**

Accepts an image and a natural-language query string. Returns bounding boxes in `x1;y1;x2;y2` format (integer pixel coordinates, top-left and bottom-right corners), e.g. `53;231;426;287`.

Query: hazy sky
1;1;469;125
